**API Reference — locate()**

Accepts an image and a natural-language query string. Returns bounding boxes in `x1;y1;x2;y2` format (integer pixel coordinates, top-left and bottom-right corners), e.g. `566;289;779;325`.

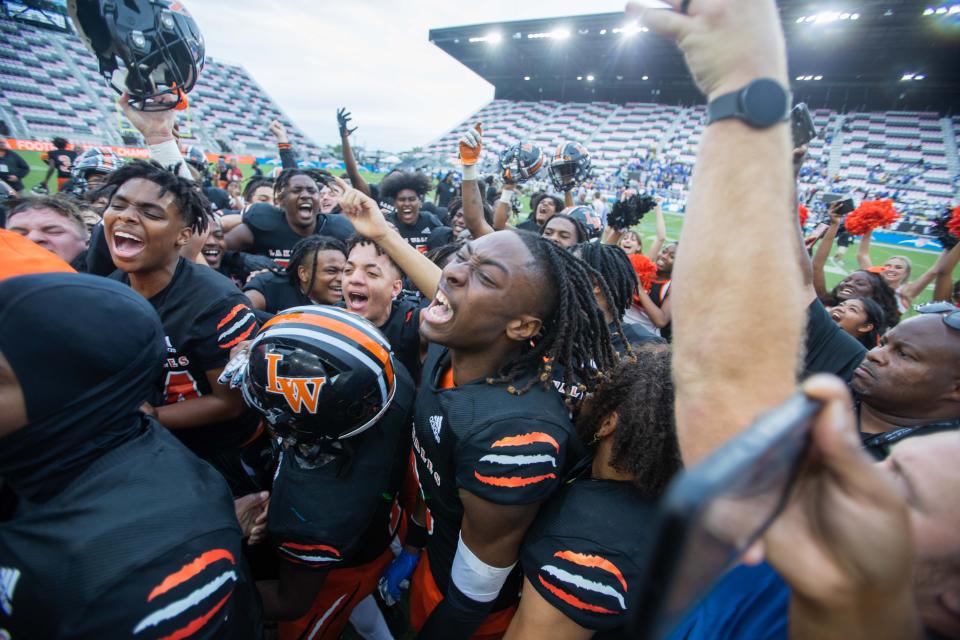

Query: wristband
462;164;478;181
497;192;513;205
148;139;191;180
277;142;292;150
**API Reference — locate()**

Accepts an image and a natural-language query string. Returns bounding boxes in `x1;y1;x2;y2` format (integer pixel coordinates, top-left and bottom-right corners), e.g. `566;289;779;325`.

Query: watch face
742;79;790;128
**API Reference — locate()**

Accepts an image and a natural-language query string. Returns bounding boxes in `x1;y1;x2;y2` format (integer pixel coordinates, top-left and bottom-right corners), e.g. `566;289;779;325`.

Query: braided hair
540;213;589;245
286;235;347;296
492;230;617;395
103;160;210;234
828;270;901;326
575;348;680;499
575;243;638;318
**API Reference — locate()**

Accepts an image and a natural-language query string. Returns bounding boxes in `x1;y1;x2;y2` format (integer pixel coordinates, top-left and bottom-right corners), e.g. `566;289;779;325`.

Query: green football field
13;148;951;312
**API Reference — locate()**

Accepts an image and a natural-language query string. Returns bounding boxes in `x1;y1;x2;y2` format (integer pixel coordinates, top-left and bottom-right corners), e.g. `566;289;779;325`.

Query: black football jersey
386;211;443;254
243;271;310;314
0;424;262;639
112;258;260;455
268;364;416;570
378;297;426;381
412;345;582;610
48;149;77;178
243;204;354;267
521;479;654;636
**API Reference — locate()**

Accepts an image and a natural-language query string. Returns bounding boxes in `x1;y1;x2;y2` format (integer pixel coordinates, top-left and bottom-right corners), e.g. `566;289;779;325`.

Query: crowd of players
1;0;960;639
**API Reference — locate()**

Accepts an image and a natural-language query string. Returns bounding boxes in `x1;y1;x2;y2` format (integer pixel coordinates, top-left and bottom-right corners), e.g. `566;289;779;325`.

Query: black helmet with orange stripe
240;306;397;448
498;143;545;185
548;141;591;192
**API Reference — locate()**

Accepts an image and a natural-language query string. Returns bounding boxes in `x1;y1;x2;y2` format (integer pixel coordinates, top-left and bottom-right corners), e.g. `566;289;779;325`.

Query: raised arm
120;92;192;181
812;204;843;303
459;124;495;239
645;202;667;260
268;120;297;170
856;228;874;271
931;242;960;302
493;184;516;230
337;108;372;197
899;241;960;302
335;177;442;298
636;0;803;466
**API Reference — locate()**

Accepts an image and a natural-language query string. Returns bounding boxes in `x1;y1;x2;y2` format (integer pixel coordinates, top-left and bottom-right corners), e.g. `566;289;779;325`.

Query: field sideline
10;148;953;313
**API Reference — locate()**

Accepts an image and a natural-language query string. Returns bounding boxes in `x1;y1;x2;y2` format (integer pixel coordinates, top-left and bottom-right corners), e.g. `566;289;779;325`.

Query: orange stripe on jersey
554;551;627;592
158;591;232;640
148;549;235;602
220;323;256;349
216;303;248;330
440;366;455;390
538;575;617;615
492;432;560;453
473;471;556;488
261;312;391;371
282;542;342;556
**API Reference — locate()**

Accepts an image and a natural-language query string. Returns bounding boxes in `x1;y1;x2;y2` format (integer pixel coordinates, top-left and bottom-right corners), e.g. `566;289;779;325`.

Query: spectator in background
227;159;243;183
435;172;457;208
251;160;263;177
591;190;608;225
5;196;89;269
42;137;77;193
0;139;30;194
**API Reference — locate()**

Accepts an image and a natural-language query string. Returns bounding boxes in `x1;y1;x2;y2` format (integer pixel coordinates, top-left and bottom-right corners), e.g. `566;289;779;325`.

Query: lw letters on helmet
265;352;326;414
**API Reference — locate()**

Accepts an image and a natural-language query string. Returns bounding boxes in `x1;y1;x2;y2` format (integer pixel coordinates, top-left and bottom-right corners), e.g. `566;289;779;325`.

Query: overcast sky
187;0;634;152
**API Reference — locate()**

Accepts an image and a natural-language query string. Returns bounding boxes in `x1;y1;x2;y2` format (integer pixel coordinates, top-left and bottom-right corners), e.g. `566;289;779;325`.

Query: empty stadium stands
0;17;321;159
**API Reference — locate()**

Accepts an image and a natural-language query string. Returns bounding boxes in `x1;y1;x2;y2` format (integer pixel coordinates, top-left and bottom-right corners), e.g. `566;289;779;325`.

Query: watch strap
706;90;741;126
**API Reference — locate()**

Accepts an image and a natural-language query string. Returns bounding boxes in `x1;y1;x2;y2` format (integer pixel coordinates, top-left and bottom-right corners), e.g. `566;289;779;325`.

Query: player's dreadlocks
273;168;334;201
575;243;638;318
103;160;210;234
540;212;589;244
491;230;616;395
576;347;680;499
574;242;638;357
286;235;347;296
378;171;432;201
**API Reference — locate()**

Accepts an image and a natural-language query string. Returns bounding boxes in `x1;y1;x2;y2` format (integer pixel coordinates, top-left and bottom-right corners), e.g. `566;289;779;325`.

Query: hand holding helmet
498;143;545;185
548;141;592;192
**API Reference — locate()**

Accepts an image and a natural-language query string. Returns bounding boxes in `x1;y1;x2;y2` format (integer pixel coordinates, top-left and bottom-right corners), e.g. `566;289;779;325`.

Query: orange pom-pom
948;206;960;238
629;253;658;294
844;199;899;236
798;204;809;228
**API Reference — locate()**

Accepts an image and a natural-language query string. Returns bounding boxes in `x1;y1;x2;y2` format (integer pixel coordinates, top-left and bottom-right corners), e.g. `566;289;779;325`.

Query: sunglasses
914;301;960;331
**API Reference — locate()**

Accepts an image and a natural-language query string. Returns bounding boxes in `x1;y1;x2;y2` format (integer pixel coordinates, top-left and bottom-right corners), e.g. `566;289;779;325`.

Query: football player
227;305;415;639
225;168;354;267
335;178;617;638
0;273;261;639
102;160;263;494
41;137;77;193
379;171;444;253
244;236;346;313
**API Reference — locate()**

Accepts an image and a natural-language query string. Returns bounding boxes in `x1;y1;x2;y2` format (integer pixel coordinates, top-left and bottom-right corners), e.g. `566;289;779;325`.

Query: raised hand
268;119;289;144
120;92;176;145
337;108;357;137
626;0;788;102
335;176;391;242
458;123;482;167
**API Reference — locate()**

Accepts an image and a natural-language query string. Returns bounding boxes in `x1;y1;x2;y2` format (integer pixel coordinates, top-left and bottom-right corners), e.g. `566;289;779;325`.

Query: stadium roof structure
429;1;960;113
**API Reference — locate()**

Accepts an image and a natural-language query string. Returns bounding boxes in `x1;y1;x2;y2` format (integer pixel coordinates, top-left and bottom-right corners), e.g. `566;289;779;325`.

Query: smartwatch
706;78;791;129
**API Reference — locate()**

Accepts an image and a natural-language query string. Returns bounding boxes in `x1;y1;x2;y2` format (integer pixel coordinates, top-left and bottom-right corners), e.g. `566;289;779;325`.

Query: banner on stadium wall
4;139;256;164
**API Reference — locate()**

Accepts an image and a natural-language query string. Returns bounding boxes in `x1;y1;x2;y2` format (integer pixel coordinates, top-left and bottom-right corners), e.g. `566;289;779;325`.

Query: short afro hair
379;171;432;201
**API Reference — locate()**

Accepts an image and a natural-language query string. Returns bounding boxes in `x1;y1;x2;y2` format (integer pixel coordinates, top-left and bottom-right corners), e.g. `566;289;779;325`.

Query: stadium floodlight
936;6;948;13
851;12;860;18
914;74;926;80
600;28;608;34
552;28;571;39
587;74;595;82
524;76;531;81
924;7;935;14
796;11;860;23
641;75;649;81
814;75;824;80
577;76;583;81
901;73;915;81
951;6;960;14
468;32;502;44
613;22;649;37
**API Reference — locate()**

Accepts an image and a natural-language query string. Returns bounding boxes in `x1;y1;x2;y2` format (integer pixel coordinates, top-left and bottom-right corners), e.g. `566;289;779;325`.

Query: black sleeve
278;144;297;169
12;152;30;179
802;299;867;381
317;213;355;242
242;272;271;296
86;222;118;277
242;203;283;233
456;418;569;505
190;295;259;371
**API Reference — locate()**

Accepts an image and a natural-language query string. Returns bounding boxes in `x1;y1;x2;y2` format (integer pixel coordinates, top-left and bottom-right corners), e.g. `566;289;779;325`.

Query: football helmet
548;141;591;192
69;0;204;111
68;147;123;195
566;205;604;240
183;146;208;174
498;143;545;185
241;306;397;447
